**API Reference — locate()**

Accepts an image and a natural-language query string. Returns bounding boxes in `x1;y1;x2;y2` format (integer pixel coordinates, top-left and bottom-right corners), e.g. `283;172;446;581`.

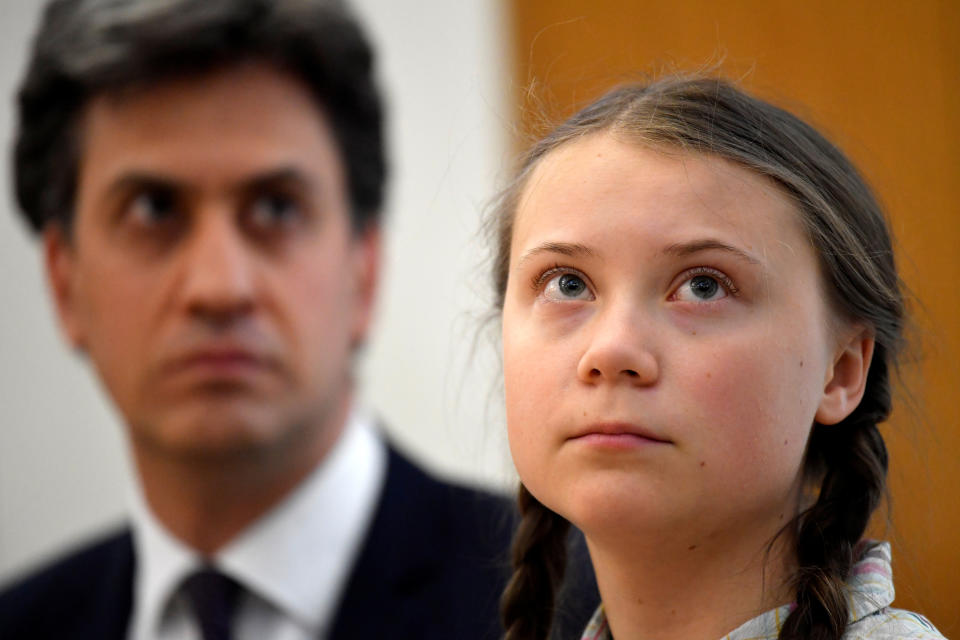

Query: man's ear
43;225;86;351
815;327;875;425
349;223;381;349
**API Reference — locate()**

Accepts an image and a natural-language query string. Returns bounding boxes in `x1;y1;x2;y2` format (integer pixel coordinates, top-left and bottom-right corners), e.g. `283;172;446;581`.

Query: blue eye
543;271;594;301
559;274;587;296
690;275;719;298
674;274;728;302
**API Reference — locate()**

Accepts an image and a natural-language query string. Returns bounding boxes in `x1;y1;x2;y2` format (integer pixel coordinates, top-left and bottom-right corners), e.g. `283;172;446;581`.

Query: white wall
0;0;516;583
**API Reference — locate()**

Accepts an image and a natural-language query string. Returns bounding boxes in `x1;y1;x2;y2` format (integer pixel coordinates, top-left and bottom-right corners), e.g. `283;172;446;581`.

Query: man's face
46;63;379;461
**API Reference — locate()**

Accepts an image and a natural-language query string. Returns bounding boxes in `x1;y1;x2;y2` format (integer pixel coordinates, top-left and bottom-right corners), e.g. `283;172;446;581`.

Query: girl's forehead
520;134;788;216
511;133;809;259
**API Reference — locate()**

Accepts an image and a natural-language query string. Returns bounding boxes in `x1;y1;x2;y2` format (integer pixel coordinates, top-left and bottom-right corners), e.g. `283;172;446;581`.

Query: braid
780;355;891;640
501;484;570;640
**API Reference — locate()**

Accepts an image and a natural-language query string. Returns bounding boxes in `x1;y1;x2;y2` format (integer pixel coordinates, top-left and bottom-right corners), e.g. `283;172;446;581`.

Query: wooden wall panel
509;0;959;634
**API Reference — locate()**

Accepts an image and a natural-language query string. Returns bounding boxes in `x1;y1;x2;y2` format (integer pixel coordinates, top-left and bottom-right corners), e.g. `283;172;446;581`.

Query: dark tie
182;567;242;640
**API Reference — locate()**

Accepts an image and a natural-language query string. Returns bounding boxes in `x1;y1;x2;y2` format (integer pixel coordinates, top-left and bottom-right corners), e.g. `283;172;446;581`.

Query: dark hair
496;76;904;640
14;0;386;234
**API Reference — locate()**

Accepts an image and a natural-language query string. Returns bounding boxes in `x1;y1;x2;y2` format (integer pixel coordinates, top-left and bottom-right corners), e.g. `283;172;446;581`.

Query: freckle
779;513;785;520
699;461;706;467
691;330;697;335
784;439;788;446
583;411;587;417
706;372;711;379
688;544;697;551
800;360;804;367
671;609;677;616
636;599;644;605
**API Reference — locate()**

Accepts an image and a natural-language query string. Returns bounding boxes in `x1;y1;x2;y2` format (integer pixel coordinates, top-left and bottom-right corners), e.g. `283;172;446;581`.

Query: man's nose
177;212;257;324
576;304;659;386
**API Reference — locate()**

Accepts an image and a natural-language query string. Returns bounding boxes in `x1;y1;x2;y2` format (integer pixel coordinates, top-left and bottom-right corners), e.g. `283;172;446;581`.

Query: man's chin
128;403;296;463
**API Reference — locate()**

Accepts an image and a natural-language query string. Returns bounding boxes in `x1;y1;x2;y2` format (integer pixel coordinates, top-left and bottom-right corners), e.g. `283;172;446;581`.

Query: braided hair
492;76;904;640
781;355;892;640
500;485;570;640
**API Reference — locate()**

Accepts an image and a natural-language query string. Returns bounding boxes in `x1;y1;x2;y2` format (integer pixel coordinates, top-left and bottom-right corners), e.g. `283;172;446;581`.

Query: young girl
493;77;947;640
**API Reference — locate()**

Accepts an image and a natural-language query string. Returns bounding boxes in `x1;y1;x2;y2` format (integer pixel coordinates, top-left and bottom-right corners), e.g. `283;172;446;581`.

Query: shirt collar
129;482;199;640
129;405;387;638
844;540;895;622
579;541;896;640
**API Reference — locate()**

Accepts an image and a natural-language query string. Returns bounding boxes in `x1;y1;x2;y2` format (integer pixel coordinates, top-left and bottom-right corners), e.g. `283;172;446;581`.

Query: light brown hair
494;76;904;640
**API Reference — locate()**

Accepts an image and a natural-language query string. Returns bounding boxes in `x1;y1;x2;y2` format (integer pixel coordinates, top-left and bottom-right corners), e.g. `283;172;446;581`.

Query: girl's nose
576;310;659;386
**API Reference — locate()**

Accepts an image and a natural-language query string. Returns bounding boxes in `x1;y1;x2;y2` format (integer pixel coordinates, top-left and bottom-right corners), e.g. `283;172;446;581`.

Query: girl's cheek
687;335;818;458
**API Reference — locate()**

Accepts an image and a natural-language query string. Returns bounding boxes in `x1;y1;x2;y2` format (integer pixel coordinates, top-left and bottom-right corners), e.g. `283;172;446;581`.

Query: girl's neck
585;525;797;640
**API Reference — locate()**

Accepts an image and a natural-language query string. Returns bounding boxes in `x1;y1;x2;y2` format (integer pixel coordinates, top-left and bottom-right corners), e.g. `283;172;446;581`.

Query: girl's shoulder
843;542;946;640
845;607;947;640
577;542;947;640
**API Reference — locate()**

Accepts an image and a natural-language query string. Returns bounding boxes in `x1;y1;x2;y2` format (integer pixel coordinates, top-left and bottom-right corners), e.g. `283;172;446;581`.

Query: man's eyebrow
105;167;314;199
106;172;185;199
516;241;600;268
663;239;762;265
239;167;314;194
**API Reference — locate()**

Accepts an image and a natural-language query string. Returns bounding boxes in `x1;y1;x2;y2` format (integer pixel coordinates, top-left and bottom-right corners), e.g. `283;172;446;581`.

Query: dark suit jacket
0;445;597;639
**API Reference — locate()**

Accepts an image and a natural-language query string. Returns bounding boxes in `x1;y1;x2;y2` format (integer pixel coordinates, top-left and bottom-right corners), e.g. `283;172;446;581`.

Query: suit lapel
326;445;446;639
87;530;136;640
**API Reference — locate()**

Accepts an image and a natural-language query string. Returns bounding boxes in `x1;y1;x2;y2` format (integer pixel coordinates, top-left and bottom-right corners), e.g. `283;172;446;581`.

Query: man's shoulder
327;444;516;639
0;527;134;640
342;443;598;640
378;443;516;544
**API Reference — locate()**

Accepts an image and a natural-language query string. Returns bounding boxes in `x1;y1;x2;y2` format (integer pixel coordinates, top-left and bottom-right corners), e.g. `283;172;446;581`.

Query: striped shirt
580;542;945;640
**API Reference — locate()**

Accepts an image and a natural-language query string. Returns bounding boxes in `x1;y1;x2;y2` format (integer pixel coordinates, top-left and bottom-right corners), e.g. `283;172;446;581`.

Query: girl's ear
43;225;86;351
815;327;875;425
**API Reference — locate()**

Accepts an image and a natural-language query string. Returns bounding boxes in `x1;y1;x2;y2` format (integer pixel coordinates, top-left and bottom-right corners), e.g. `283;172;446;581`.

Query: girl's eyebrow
663;239;762;266
516;241;600;268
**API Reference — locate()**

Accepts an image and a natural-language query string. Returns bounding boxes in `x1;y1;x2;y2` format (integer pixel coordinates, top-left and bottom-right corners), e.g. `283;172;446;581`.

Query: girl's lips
572;432;671;450
568;422;673;444
574;433;669;450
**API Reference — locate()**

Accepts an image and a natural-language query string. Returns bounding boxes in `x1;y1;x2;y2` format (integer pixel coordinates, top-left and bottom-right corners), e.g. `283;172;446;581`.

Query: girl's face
502;134;852;545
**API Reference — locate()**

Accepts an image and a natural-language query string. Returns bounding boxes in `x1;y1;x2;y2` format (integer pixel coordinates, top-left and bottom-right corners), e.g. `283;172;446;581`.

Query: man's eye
128;189;177;226
248;192;302;229
543;272;594;301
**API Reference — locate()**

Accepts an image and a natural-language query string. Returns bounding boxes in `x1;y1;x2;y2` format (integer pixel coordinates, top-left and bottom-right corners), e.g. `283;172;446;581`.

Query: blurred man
0;1;596;638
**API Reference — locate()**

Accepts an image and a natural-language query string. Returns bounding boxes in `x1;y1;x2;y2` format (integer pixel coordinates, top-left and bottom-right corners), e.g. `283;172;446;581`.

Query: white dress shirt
127;406;387;640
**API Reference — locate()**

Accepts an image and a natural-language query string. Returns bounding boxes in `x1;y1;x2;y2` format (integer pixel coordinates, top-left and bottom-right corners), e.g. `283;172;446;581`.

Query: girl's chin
536;482;693;542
